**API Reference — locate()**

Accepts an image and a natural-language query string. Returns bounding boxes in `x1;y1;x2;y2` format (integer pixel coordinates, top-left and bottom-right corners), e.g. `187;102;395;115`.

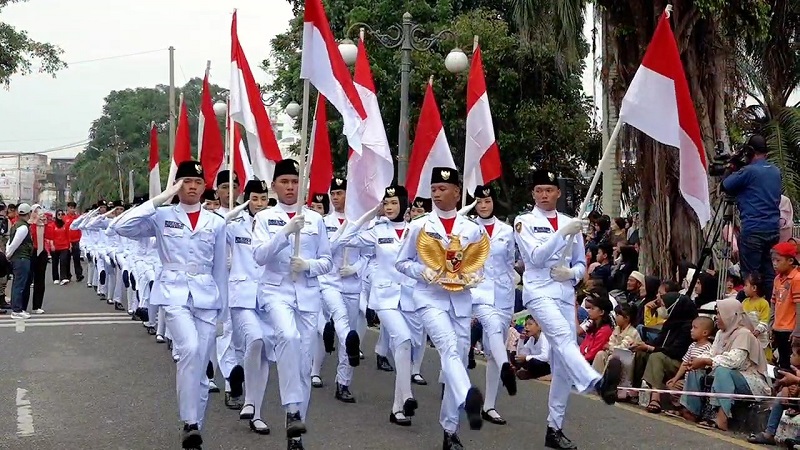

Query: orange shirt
772;268;800;331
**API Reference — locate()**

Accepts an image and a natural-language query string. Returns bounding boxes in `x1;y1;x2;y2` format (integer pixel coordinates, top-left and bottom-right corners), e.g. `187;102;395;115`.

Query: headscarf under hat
411;197;432;212
310;193;330;215
383;185;408;223
202;189;219;202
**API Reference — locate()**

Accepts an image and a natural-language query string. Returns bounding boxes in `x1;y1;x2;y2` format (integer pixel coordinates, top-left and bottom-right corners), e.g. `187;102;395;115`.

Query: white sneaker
53;280;60;285
19;311;31;319
32;309;44;314
60;279;69;285
10;312;25;320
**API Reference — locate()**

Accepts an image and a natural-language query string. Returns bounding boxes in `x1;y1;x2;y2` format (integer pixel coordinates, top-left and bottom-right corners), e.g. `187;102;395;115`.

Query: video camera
708;140;749;177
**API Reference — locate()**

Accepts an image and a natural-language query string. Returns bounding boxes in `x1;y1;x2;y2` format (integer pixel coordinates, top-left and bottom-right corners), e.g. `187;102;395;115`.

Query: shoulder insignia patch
515;222;522;233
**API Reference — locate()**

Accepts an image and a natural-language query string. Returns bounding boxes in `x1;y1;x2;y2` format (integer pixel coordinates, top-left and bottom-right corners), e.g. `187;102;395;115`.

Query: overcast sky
0;1;600;161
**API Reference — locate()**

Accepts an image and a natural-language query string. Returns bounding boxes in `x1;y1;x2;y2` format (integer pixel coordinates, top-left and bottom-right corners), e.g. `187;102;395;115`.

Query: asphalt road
0;268;763;450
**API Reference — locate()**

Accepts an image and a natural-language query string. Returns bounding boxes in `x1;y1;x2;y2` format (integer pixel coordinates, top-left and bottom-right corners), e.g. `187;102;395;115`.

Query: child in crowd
771;242;800;369
579;288;615;363
592;304;642;395
664;317;715;411
742;273;772;361
747;340;800;445
515;316;551;380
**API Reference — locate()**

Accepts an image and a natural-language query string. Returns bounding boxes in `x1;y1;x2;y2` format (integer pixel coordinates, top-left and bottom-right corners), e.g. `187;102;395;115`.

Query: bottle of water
638;380;649;406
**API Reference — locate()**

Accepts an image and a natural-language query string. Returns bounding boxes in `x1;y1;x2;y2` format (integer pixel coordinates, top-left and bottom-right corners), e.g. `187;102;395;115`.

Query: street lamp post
340;12;468;184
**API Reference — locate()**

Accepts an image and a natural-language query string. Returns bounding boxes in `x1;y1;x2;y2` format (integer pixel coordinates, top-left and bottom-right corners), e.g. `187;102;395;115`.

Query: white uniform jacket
514;207;586;302
110;201;228;310
471;220;516;311
320;213;367;294
226;212;263;309
339;219;416;312
396;213;485;318
251;203;332;313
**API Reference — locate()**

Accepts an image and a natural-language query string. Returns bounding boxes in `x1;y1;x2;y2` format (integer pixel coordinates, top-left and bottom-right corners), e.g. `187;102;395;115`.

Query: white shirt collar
535;206;557;218
179;202;201;213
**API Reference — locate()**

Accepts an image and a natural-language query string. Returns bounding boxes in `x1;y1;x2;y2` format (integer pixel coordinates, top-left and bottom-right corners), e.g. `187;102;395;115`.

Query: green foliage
69;78;228;207
0;0;66;86
268;0;599;210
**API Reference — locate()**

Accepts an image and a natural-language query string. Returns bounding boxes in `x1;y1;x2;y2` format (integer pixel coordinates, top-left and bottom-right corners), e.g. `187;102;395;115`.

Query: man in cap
396;167;487;449
320;177;367;403
7;203;33;319
514;169;621;449
111;160;228;449
252;158;332;450
308;191;333;389
216;170;240;215
224;179;275;434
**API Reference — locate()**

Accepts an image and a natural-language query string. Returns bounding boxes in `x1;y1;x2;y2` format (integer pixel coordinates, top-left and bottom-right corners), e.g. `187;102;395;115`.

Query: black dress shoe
249;418;270;435
323;320;336;353
311;375;323;388
545;427;577;449
225;392;244;410
335;383;356;403
464;387;484;430
287;437;305;450
240;404;255;420
228;365;245;398
481;408;507;425
442;431;465;450
345;330;360;367
411;374;428;385
595;358;621;405
500;362;517;396
389;411;412;426
206;361;215;380
376;355;394;372
403;397;418;417
467;347;477;369
181;423;203;449
285;411;306;438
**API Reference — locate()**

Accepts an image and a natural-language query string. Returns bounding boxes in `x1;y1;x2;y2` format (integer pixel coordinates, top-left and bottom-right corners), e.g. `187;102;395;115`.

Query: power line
64;48;170;66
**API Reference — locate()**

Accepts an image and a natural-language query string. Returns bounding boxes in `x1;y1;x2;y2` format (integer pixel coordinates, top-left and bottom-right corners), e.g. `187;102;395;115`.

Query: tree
69;78;228;207
0;0;66;86
267;0;600;211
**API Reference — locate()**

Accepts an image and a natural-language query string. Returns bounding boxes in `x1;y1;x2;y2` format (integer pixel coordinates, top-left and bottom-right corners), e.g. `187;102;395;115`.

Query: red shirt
440;216;455;235
64;213;81;242
30;222;53;254
484;224;495;237
187;211;200;230
547;217;559;231
47;222;71;251
579;324;613;362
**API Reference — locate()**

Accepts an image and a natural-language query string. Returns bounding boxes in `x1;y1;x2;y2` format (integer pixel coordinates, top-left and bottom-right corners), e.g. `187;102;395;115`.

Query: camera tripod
686;192;738;312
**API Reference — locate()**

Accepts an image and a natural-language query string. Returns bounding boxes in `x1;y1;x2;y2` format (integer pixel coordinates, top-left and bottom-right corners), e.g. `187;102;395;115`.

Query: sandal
645;400;662;414
696;419;720;430
746;432;776;445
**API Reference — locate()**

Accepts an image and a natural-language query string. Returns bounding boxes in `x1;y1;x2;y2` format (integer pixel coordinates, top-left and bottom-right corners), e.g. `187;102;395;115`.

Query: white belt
162;262;213;275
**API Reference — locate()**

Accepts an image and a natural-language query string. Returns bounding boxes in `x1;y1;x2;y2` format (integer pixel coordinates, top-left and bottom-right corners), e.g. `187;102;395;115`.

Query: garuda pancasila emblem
416;231;490;292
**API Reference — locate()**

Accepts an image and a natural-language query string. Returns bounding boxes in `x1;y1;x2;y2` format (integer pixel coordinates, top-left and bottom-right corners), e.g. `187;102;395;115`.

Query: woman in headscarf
629;292;697;410
679;298;769;430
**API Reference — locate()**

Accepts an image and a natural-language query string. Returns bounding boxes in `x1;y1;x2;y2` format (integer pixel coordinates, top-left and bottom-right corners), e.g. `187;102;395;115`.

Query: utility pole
112;129;125;201
16;154;21;202
168;46;176;160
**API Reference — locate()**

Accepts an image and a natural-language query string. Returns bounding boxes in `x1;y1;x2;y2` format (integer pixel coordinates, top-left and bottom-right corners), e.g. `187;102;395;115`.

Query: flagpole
198;60;211;160
228;100;235;209
294;79;312;261
558;119;624;265
461;35;479;208
305;108;319;205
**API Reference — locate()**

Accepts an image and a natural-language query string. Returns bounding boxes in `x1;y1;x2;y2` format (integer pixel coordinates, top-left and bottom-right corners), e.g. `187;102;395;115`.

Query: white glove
283;214;306;237
463;272;483;289
152;180;183;207
421;267;439;283
556;219;586;237
550;266;573;282
225;201;250;223
290;256;310;273
339;266;357;277
354;204;382;228
458;200;477;216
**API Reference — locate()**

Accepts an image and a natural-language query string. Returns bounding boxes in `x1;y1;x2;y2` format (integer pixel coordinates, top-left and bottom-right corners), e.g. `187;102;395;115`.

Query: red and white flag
301;0;367;152
463;44;502;196
406;80;456;200
230;119;253;193
619;12;710;227
345;38;394;221
306;94;333;204
148;122;161;198
198;72;224;186
167;97;193;186
229;10;282;181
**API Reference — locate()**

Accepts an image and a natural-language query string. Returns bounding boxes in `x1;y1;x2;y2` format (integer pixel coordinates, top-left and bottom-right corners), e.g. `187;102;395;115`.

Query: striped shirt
682;341;712;364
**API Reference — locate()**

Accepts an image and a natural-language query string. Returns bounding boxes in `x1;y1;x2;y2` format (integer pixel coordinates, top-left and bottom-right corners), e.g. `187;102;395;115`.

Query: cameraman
721;134;782;300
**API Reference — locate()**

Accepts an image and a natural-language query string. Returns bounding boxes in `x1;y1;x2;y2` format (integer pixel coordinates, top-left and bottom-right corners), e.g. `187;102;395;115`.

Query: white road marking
1;315;128;323
0;320;138;328
15;388;34;437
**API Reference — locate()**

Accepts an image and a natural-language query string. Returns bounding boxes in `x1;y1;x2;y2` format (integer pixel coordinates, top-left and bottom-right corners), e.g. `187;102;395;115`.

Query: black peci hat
330;177;347;192
384;185;408;199
411;197;432;212
430;167;459;186
273;159;300;181
244;180;269;198
175;160;205;181
216;169;239;187
528;169;559;189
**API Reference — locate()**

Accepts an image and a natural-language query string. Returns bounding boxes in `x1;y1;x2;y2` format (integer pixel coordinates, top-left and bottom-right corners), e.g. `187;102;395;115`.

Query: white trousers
311;305;330;378
264;299;316;420
418;305;471;433
377;308;422;412
95;257;106;296
322;288;360;386
216;307;243;380
164;302;217;428
231;308;275;420
86;252;95;287
473;304;512;411
525;296;601;429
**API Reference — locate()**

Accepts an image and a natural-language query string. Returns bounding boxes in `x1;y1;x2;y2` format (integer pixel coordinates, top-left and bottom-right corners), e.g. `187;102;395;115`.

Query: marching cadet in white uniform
112;161;228;450
469;185;517;425
407;197;431;384
320;178;365;403
514;169;621;450
308;193;335;388
396;167;487;450
338;185;422;426
225;180;274;435
202;189;220;211
251;159;332;450
213;170;245;410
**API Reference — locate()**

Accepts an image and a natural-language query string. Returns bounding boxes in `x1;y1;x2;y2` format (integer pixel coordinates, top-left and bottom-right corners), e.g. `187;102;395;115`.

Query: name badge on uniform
426;231;443;240
378;237;393;244
326;226;338;233
268;219;286;226
533;227;552;233
234;237;251;245
165;220;183;229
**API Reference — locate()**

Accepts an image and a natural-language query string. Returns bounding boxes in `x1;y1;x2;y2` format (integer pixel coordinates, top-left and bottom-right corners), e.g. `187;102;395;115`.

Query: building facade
0;153;49;204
